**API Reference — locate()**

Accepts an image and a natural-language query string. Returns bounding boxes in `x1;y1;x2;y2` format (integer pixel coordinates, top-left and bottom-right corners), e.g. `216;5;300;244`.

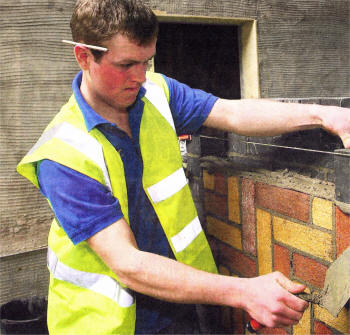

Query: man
17;0;350;334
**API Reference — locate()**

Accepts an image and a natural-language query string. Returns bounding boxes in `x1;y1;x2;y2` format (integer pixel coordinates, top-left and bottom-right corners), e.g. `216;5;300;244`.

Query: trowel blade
319;246;350;317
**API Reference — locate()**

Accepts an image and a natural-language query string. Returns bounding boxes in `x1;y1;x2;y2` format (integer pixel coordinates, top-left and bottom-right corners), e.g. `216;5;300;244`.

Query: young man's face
84;34;156;112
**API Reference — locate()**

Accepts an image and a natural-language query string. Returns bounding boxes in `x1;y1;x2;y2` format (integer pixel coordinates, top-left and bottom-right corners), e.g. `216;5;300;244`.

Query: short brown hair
71;0;158;59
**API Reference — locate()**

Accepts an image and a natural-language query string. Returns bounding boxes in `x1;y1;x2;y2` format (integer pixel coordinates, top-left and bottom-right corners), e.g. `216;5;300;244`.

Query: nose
130;63;147;84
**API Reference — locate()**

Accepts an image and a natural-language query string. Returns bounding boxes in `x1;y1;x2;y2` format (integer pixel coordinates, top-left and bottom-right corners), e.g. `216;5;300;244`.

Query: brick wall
202;167;350;334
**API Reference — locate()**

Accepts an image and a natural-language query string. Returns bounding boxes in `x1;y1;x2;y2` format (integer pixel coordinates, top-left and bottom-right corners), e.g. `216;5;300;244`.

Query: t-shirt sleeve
162;75;219;135
37;159;124;245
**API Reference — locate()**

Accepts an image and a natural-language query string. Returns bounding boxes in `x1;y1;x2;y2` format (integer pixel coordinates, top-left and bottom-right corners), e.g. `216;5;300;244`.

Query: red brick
215;173;227;195
216;240;257;277
232;308;245;334
314;320;333;334
256;182;310;222
207;236;219;259
336;206;350;256
293;253;327;288
204;191;227;219
241;178;257;256
260;327;289;334
220;306;232;331
274;244;290;278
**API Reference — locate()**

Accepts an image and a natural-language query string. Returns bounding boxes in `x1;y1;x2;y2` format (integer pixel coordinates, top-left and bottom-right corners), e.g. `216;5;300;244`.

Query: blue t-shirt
38;71;218;334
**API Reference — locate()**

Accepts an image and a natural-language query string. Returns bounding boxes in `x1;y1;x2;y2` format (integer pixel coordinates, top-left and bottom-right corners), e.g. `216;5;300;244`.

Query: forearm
88;219;245;307
206;98;324;136
116;247;246;307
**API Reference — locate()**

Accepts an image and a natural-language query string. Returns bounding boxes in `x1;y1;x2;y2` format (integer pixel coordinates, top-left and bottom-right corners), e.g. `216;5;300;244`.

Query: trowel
247;245;350;333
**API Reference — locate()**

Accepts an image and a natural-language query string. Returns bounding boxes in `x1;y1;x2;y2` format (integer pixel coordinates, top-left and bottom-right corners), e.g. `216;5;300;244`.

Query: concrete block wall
202;167;350;334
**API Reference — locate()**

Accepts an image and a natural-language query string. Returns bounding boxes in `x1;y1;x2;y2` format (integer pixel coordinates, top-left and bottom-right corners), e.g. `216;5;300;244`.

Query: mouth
125;86;140;93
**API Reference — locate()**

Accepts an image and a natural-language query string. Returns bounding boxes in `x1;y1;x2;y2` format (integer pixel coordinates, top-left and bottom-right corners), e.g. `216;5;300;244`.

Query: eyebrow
111;54;156;66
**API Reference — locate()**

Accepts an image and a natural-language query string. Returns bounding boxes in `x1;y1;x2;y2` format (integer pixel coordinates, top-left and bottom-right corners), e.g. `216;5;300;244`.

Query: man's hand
315;104;350;148
242;272;308;329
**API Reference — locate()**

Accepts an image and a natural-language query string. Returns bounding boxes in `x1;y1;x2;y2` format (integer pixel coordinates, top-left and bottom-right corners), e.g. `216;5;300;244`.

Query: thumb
339;133;350;149
275;273;306;294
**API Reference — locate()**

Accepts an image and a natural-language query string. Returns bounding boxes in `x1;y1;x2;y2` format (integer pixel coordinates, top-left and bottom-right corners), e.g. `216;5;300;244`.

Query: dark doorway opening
155;23;241;157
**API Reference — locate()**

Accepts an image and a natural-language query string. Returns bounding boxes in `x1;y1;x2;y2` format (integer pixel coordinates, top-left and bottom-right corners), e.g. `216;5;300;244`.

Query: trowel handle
246;319;263;333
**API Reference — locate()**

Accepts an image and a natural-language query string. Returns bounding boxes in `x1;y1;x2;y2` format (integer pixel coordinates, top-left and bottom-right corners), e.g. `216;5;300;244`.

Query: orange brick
241;178;256;256
206;216;242;250
228;176;241;224
215;173;227;195
256;182;310;222
336;207;350;256
273;244;290;277
257;209;273;275
273;216;333;262
293;253;327;288
203;170;215;190
313;320;333;334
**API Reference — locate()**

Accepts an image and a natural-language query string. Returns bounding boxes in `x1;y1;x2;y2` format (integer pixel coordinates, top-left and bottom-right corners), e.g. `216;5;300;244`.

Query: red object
178;134;192;140
246;319;263;333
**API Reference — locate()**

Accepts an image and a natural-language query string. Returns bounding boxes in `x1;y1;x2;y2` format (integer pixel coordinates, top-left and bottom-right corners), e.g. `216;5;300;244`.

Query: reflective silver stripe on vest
143;79;175;131
170;217;203;253
28;122;112;191
147;167;187;203
47;248;134;307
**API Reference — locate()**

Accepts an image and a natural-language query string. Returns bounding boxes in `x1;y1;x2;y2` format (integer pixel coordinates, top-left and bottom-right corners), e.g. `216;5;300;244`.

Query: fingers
259;272;308;328
275;272;308;312
275;272;306;294
274;272;309;312
244;272;309;329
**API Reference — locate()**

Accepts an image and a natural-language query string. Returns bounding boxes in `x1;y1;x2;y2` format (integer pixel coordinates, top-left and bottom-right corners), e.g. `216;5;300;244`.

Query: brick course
336;207;350;256
204;191;227;219
256;182;310;222
215;173;227;195
312;198;333;230
273;244;290;277
293;253;327;288
313;321;333;335
206;216;242;250
241;178;257;255
273;217;333;262
228;176;241;224
202;168;349;334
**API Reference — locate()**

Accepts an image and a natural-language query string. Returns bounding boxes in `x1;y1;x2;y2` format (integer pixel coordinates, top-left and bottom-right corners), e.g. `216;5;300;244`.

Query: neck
80;76;132;138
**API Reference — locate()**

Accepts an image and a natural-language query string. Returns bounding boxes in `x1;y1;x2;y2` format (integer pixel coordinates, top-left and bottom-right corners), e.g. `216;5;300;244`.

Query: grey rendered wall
1;1;78;304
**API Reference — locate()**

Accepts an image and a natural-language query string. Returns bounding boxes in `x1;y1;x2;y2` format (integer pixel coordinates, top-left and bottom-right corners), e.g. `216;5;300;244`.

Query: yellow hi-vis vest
17;72;218;335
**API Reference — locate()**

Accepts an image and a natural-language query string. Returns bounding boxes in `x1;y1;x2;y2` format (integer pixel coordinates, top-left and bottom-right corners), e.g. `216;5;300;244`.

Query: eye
119;63;133;69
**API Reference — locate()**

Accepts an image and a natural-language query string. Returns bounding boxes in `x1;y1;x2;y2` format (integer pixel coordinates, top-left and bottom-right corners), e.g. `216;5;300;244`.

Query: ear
74;46;92;70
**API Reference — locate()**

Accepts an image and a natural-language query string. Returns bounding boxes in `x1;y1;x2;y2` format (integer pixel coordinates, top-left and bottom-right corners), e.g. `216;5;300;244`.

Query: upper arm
38;159;124;244
162;75;219;134
203;98;234;131
87;218;140;280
